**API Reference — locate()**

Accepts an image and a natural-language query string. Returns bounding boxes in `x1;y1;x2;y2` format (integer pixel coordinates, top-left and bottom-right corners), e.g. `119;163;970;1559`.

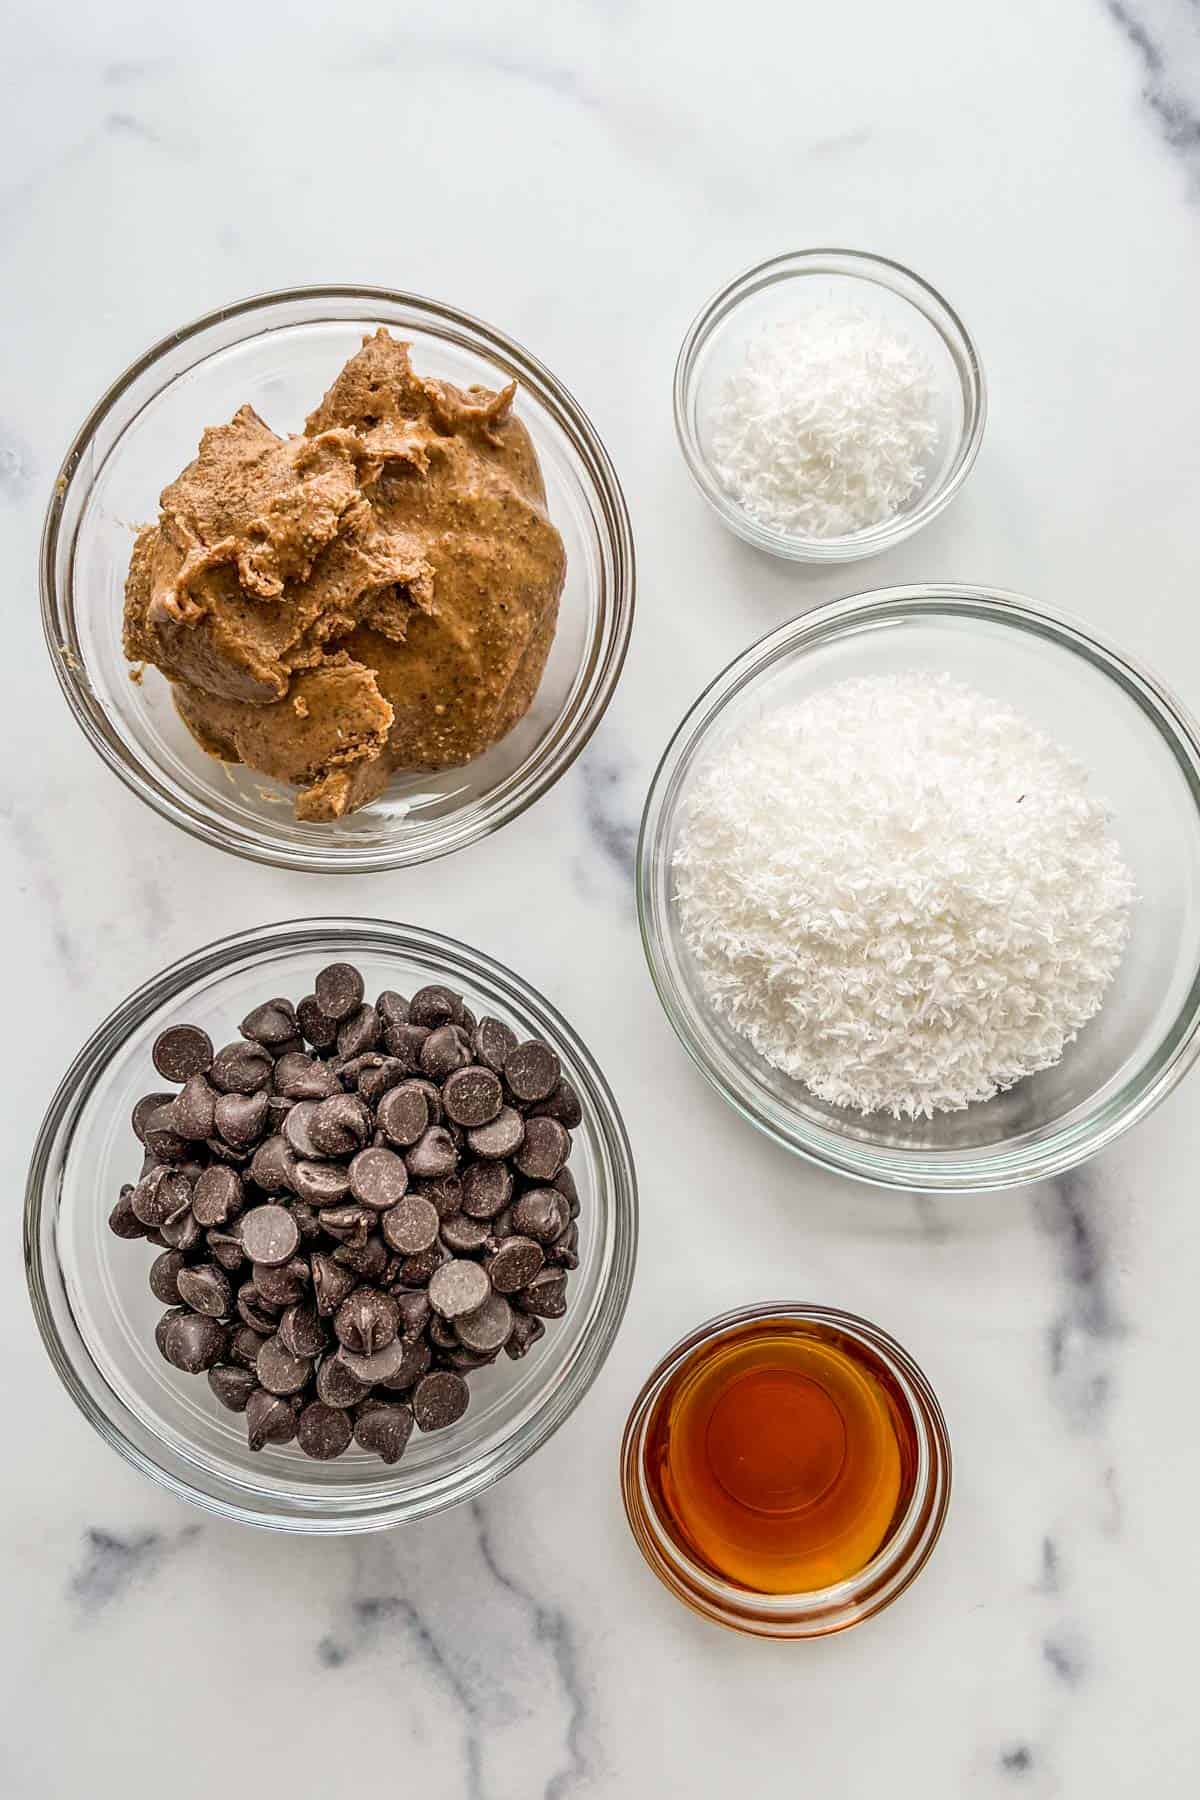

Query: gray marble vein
1104;0;1200;170
68;1524;199;1618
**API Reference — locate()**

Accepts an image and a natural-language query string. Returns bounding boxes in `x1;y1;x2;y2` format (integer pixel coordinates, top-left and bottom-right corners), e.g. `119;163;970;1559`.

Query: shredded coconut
673;673;1135;1118
708;307;940;537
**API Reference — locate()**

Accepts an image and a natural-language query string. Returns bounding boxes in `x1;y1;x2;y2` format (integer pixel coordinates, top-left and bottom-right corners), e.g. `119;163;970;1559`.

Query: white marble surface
3;0;1199;1793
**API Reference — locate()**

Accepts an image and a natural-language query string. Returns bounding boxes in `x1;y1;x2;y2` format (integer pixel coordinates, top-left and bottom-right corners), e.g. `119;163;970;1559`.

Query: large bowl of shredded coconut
639;587;1200;1191
674;250;986;562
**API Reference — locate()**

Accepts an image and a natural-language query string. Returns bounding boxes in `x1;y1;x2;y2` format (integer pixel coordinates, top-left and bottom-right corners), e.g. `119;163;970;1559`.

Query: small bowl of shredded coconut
639;587;1200;1191
674;250;986;561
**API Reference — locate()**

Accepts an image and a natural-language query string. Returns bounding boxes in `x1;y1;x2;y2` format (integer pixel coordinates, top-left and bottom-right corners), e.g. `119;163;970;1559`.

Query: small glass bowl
674;249;986;561
620;1304;951;1638
639;586;1200;1191
42;286;635;872
25;919;638;1532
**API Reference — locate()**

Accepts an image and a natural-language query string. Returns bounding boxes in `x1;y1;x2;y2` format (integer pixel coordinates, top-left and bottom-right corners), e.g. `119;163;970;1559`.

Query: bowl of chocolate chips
25;919;637;1530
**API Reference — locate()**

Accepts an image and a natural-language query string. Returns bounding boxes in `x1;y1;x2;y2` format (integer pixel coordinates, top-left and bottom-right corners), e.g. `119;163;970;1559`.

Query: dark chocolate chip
442;1065;504;1129
382;1021;431;1070
229;1323;268;1369
278;1300;325;1359
256;1334;313;1396
411;1174;463;1220
297;1401;353;1460
376;990;410;1029
412;1370;470;1432
333;1233;389;1280
273;1051;341;1101
191;1163;244;1227
309;1093;371;1158
503;1040;561;1105
419;1023;471;1080
207;1226;246;1270
529;1080;584;1129
282;1100;322;1160
438;1211;491;1255
149;1249;187;1304
406;1126;459;1180
460;1159;513;1219
160;1206;203;1253
237;1283;281;1335
317;1204;371;1246
133;1091;177;1144
176;1262;232;1318
428;1258;491;1320
240;998;299;1048
296;994;339;1052
246;1386;299;1450
336;1337;410;1385
108;1185;148;1240
131;1166;182;1228
486;1236;545;1293
381;1194;440;1255
210;1040;274;1096
248;1135;298;1195
316;1355;369;1409
374;1083;427;1149
454;1291;513;1355
252;1256;310;1308
142;1106;189;1163
152;1025;214;1083
314;963;365;1023
512;1188;570;1245
353;1402;413;1464
207;1364;258;1412
547;1221;580;1270
398;1243;447;1288
171;1074;217;1141
357;1057;406;1107
337;1004;380;1060
466;1107;525;1161
349;1146;409;1210
394;1289;432;1341
376;1335;432;1392
472;1016;518;1073
505;1311;546;1360
240;1204;300;1266
335;1287;399;1355
553;1166;580;1218
428;1313;459;1350
291;1160;352;1206
161;1311;227;1373
409;985;460;1028
214;1089;270;1149
516;1268;569;1318
513;1116;570;1183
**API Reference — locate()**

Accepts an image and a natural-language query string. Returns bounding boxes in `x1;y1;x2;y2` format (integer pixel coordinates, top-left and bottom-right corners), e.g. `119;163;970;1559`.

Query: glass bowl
674;249;986;562
620;1304;951;1638
639;586;1200;1191
41;287;635;872
25;919;638;1532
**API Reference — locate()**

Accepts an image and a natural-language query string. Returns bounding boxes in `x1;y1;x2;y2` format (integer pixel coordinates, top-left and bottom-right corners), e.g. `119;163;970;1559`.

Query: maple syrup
641;1313;920;1594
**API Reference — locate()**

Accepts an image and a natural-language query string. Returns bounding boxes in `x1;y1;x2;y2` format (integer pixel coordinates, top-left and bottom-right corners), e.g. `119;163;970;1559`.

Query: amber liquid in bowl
642;1317;918;1593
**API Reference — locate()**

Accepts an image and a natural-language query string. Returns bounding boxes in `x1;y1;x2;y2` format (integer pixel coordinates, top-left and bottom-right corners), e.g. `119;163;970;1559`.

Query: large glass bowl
25;919;638;1531
41;287;635;872
639;587;1200;1191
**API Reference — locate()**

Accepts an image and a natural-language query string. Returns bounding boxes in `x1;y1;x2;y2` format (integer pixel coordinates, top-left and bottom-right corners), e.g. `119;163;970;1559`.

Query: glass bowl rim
40;283;636;873
672;247;988;563
619;1301;952;1637
25;915;639;1532
638;583;1200;1191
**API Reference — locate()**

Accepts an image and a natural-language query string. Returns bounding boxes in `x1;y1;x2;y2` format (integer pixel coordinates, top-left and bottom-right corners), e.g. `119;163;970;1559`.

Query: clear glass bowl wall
26;920;638;1532
42;287;634;872
639;588;1200;1191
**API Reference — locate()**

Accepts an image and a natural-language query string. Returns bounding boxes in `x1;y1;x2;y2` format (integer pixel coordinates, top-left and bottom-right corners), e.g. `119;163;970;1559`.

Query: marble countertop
4;1;1199;1793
